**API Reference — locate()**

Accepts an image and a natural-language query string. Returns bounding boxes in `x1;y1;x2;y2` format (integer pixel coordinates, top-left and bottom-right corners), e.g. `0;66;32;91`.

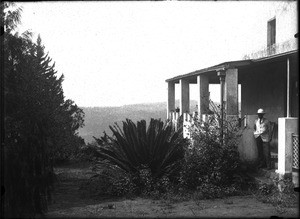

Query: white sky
16;1;281;107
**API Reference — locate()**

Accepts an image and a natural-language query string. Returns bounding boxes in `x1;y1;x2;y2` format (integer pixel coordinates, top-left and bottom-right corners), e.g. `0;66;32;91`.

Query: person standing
254;108;272;169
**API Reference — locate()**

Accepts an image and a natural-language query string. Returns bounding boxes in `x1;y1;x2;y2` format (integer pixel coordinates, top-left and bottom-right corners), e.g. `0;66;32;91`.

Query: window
267;18;276;47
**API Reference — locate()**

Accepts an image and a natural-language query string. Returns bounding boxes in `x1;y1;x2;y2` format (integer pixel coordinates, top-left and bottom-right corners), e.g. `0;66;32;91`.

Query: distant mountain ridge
78;102;165;143
78;100;201;143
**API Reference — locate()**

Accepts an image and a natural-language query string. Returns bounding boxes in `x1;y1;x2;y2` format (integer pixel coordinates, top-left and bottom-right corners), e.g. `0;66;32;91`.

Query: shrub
179;114;242;193
86;118;188;196
255;176;298;213
75;141;100;162
192;182;241;200
51;135;86;164
79;162;136;198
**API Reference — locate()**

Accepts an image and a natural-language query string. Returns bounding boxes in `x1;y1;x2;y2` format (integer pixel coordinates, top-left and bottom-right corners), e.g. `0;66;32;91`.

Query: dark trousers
256;136;271;168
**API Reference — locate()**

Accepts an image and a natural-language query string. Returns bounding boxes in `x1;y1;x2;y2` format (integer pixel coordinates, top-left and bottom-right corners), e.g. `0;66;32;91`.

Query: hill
78;100;201;143
78;102;167;143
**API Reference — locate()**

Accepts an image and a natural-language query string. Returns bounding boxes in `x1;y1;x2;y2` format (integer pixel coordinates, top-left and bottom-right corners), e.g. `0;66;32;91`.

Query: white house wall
270;1;298;44
243;1;297;59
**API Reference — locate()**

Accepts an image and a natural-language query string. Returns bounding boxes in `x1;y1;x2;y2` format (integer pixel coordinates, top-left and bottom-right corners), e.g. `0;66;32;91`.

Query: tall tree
3;3;85;217
1;2;22;34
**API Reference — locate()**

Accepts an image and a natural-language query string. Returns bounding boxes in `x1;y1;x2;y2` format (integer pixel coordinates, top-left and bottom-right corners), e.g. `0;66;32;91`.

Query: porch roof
165;49;298;83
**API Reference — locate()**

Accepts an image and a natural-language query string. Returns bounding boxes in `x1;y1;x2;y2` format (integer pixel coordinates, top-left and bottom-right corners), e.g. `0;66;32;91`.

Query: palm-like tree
92;118;188;180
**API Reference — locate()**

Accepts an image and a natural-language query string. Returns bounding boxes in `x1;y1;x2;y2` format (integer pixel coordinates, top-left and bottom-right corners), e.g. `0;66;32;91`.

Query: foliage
3;3;84;217
80;160;181;200
255;177;298;214
1;2;22;34
79;162;135;198
179;111;242;193
87;118;188;195
83;106;251;200
192;183;240;200
52;134;86;163
76;141;101;162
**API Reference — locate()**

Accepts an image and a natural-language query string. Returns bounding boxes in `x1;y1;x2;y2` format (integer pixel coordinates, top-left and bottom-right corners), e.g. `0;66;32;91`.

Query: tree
90;118;188;195
1;2;22;34
3;3;85;217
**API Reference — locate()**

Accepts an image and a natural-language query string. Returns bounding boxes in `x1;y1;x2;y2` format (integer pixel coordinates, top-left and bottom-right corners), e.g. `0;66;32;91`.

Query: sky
16;1;282;107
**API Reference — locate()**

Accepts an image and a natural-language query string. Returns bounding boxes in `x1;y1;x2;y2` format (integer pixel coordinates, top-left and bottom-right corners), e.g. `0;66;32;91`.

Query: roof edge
165;49;298;83
165;59;252;83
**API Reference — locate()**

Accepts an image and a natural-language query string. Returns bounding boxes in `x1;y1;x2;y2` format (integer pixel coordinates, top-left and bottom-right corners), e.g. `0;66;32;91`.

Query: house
165;1;298;178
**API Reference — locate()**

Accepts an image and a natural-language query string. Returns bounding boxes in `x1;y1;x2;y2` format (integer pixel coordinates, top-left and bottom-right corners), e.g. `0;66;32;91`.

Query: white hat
257;108;265;114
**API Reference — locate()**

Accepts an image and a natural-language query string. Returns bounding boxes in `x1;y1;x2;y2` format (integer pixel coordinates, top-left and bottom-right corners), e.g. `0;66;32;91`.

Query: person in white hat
253;108;272;169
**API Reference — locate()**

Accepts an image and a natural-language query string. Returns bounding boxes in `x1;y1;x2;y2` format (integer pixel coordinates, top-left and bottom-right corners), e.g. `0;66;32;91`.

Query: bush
79;162;136;198
179;115;242;194
255;176;298;213
75;141;101;163
82;115;252;200
132;168;175;197
85;118;188;196
193;184;240;200
51;135;86;164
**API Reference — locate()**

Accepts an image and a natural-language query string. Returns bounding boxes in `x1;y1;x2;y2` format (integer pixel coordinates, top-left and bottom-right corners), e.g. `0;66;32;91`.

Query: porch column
180;79;189;115
167;82;175;119
277;118;298;177
287;58;290;117
218;70;226;146
197;75;209;118
225;68;239;125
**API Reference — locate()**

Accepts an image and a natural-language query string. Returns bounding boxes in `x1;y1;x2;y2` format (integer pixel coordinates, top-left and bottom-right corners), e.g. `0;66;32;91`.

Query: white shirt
253;118;271;142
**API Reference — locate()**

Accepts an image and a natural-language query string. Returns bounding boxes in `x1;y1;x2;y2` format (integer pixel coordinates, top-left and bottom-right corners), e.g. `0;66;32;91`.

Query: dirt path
46;163;299;218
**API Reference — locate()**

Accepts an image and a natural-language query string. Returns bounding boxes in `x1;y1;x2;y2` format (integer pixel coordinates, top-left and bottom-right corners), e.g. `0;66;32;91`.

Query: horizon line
78;99;227;108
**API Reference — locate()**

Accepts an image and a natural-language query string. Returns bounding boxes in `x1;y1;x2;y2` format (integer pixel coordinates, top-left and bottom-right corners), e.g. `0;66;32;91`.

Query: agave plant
92;118;188;179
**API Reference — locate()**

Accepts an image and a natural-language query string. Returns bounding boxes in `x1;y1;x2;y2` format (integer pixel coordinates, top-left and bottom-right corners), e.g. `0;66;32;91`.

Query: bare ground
45;162;299;218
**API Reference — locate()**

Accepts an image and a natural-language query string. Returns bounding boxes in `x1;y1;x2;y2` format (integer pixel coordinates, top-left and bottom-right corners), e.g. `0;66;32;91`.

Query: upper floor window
267;18;276;47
